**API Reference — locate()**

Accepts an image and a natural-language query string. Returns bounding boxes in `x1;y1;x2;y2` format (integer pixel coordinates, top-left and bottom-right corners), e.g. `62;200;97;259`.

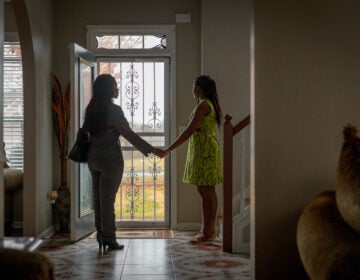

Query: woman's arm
114;106;155;156
162;100;210;156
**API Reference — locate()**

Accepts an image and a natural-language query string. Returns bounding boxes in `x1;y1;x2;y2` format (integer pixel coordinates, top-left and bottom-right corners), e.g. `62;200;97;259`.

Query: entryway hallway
39;230;250;279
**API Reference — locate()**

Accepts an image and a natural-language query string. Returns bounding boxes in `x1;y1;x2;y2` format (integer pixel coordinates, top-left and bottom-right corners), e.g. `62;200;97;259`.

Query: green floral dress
183;99;223;186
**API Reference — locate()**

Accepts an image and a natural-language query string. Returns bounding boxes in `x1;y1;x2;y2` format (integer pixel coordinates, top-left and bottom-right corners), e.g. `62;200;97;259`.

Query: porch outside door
98;58;170;228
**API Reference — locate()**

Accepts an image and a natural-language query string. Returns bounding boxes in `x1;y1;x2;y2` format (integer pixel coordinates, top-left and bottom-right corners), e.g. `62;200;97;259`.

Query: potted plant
50;73;70;233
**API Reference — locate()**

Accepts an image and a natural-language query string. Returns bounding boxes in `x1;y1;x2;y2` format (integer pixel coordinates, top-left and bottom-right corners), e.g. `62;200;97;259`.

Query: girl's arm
162;100;210;156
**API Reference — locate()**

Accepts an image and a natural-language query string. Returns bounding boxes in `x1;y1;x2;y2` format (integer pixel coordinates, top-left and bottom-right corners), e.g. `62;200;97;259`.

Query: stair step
233;206;250;223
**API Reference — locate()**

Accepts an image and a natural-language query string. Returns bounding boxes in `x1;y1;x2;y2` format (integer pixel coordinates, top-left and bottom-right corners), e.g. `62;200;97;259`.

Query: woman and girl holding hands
83;74;222;252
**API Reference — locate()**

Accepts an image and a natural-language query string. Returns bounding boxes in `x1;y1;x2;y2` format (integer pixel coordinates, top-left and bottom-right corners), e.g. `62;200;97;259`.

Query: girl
161;75;223;243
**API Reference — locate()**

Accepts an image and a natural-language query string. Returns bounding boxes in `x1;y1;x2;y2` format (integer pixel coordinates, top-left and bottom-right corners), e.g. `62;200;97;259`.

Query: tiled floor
39;230;251;279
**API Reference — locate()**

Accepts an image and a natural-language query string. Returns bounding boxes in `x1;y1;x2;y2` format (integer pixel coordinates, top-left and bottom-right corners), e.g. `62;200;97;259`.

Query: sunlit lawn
115;155;165;221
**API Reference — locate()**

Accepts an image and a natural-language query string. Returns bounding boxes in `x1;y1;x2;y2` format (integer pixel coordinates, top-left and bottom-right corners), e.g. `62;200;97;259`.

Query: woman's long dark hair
195;75;223;128
84;74;116;136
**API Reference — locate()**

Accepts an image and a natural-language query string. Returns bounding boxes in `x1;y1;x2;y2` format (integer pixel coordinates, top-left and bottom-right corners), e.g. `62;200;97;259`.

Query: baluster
240;128;247;212
223;114;233;252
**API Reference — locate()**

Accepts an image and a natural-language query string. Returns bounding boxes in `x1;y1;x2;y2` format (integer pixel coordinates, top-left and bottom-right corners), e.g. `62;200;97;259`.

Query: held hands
153;148;169;158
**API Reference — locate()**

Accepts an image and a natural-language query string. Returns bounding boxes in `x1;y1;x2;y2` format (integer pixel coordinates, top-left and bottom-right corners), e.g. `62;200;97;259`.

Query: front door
69;43;97;241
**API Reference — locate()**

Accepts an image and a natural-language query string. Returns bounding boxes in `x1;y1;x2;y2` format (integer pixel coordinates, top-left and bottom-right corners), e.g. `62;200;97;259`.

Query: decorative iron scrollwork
148;101;161;130
124;63;140;116
125;167;140;218
148;154;162;181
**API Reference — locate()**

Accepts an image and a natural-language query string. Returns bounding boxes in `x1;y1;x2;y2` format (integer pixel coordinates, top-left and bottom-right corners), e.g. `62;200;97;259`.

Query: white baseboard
235;242;250;254
173;222;222;237
172;223;201;231
38;225;55;239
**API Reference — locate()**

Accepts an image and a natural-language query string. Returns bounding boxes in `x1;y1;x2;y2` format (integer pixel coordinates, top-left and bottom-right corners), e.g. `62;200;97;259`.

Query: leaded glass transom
96;35;166;49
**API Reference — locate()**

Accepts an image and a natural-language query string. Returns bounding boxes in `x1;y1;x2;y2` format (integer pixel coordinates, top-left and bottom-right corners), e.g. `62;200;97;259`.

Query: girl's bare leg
197;186;218;238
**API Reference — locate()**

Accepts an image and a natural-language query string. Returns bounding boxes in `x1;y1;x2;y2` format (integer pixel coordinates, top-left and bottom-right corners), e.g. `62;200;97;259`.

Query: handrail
222;114;250;252
233;115;250;135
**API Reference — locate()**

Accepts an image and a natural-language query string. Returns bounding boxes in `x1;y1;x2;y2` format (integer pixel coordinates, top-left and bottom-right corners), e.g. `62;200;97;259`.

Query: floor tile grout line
119;238;131;276
169;238;177;280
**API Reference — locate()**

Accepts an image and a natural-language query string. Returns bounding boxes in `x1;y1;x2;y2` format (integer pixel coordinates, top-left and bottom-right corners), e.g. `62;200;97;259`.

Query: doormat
89;229;174;239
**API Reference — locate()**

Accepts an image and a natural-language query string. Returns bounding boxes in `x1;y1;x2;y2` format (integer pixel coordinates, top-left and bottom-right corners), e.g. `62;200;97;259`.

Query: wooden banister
233;115;250;135
222;114;250;252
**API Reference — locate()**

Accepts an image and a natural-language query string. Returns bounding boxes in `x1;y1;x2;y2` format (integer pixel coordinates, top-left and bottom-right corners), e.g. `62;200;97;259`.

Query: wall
201;0;250;120
52;0;202;226
11;0;53;236
4;2;17;32
253;0;360;278
201;0;251;210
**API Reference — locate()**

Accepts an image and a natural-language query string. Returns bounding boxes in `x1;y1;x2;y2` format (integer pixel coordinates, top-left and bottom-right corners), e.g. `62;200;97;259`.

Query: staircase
232;187;250;253
221;114;250;253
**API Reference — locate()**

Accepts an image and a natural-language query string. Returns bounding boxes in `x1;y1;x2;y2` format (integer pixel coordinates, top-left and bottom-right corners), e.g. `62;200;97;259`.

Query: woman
160;75;223;244
83;74;161;251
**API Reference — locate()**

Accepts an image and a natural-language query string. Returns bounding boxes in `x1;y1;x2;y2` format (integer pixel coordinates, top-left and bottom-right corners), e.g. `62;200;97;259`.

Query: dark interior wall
254;0;360;277
4;2;17;33
52;0;201;86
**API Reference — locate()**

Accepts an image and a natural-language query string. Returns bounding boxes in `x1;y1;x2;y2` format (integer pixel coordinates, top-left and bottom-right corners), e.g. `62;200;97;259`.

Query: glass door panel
69;43;97;240
78;58;93;217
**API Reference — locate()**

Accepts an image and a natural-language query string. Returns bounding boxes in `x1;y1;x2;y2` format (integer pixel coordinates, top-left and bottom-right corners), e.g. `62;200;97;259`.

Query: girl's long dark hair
83;74;115;136
195;75;223;128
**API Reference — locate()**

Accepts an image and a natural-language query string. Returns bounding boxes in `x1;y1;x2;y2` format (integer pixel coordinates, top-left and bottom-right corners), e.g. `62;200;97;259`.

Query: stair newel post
223;114;233;252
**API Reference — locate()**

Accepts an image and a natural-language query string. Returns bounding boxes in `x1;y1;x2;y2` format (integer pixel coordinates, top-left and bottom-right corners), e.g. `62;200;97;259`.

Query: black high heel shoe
96;232;104;253
103;240;124;250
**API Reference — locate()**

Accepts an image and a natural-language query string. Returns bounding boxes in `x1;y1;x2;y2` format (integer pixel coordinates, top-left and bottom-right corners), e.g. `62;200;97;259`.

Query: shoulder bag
68;128;90;163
